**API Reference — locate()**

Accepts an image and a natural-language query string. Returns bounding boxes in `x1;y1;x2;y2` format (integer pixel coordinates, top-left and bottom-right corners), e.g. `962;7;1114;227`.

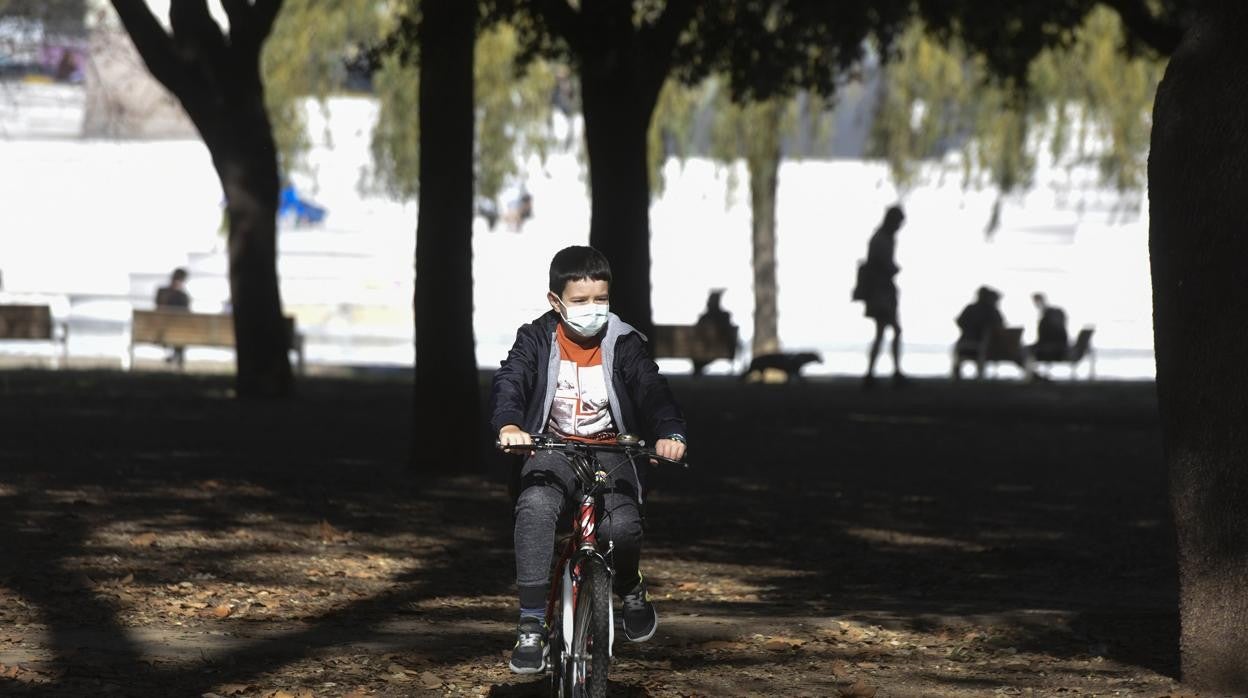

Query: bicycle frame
495;433;684;692
548;456;616;667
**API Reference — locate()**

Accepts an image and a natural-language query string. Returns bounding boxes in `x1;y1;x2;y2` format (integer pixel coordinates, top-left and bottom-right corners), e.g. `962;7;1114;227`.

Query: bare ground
0;369;1187;697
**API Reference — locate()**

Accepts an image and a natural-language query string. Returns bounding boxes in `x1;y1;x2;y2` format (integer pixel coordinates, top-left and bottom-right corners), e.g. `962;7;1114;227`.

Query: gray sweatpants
514;448;644;611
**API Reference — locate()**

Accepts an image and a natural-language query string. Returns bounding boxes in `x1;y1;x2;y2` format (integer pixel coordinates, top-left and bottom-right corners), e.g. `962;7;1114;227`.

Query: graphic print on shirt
548;359;615;439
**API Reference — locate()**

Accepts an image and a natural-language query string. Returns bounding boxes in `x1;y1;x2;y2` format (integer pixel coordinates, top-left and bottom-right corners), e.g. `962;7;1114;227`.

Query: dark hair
549;246;612;296
171;267;189;282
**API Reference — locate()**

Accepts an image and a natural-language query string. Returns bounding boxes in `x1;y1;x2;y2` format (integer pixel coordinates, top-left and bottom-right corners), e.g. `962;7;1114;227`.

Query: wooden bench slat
0;304;55;340
652;324;737;362
129;310;304;373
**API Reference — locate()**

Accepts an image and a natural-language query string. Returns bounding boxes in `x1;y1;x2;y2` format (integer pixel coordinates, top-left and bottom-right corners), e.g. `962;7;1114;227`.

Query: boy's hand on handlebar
653;438;686;464
498;425;532;451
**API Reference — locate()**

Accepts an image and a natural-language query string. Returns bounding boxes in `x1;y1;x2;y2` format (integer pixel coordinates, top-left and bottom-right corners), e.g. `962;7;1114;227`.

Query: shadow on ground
0;369;1178;696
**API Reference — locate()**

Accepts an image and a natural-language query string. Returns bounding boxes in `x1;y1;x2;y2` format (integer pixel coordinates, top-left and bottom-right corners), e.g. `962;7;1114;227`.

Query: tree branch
219;0;251;45
1102;0;1183;55
109;0;186;91
252;0;285;43
642;0;695;59
169;0;229;66
638;0;696;101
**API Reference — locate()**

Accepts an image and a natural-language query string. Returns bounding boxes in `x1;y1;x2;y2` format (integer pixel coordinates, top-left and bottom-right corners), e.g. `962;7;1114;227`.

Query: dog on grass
741;351;823;383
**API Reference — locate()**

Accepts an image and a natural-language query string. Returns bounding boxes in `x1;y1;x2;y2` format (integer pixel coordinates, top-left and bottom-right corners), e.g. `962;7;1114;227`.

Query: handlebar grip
495;440;536;451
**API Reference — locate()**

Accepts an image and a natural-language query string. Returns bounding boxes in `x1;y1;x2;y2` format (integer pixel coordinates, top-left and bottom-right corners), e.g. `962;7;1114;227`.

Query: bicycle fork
558;486;616;662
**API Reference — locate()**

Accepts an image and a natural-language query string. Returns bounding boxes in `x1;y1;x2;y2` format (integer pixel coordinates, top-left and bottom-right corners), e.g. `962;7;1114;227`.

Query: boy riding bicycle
492;245;688;674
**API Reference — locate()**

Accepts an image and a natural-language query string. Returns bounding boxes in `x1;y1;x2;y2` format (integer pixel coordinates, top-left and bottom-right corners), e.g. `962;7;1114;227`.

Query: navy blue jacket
490;310;687;443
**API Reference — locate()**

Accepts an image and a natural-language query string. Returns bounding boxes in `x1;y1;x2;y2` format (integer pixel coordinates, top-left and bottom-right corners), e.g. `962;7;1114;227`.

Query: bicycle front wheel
569;557;612;698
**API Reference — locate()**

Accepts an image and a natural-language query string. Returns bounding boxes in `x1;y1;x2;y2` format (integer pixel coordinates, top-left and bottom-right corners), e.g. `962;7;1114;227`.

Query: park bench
0;304;69;367
651;323;739;375
129;310;305;373
952;326;1032;380
1033;327;1096;380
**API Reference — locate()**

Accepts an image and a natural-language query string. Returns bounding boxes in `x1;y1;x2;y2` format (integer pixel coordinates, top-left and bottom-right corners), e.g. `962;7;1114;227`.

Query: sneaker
509;617;547;674
621;578;658;642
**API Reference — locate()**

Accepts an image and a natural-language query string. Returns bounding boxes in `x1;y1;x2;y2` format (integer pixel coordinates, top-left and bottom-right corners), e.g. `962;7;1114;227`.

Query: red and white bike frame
547;473;615;663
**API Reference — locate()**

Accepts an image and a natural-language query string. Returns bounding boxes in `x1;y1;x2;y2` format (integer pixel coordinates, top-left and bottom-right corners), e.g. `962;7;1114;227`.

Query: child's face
548;278;609;314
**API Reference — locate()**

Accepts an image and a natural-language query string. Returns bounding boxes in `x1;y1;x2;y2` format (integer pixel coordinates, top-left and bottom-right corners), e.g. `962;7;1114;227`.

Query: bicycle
497;433;685;698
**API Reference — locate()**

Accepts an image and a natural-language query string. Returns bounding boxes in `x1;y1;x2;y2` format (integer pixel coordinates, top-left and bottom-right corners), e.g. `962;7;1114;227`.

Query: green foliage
873;7;1164;200
369;47;421;200
370;11;559;203
474;23;556;202
262;0;385;175
672;1;911;103
868;21;974;193
964;80;1035;195
1029;6;1165;192
259;0;555;203
647;78;702;195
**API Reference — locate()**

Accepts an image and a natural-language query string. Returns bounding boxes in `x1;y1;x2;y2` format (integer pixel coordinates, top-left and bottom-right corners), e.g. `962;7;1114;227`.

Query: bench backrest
132;310;300;348
652;324;738;361
133;310;236;346
0;304;54;339
983;326;1024;361
1070;328;1095;361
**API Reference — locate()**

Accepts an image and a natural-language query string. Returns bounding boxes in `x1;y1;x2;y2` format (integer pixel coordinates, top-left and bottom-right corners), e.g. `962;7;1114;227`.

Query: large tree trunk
213;104;290;398
580;55;659;338
747;101;783;356
1149;3;1248;691
412;0;479;467
111;0;291;398
188;70;291;398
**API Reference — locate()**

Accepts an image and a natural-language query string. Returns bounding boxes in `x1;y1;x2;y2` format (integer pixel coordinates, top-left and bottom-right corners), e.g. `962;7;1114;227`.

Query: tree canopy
868;4;1169;227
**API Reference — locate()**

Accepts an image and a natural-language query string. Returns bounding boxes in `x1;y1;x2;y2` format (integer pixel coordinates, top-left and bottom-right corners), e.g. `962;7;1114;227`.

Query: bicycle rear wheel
569;558;611;698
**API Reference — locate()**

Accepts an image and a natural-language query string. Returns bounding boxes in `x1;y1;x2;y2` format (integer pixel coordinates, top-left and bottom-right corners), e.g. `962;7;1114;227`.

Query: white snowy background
0;86;1155;378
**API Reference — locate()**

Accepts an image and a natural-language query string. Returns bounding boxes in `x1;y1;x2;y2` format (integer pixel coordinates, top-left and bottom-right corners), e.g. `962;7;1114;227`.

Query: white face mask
558;299;609;338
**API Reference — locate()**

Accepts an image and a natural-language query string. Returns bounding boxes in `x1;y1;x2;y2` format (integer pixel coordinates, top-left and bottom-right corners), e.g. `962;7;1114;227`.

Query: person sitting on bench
1030;292;1069;362
154;267;191;365
953;285;1006;379
692;289;734;374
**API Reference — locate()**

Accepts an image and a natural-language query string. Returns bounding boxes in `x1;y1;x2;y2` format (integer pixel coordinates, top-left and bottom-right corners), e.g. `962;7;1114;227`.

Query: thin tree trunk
1149;2;1248;691
413;0;479;467
747;101;783;356
580;58;658;338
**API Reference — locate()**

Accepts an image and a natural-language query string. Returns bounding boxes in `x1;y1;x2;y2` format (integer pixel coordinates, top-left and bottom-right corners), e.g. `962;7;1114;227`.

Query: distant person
154;268;190;366
1030;293;1070;362
54;50;79;83
953;286;1006;379
692;289;736;375
476;195;500;231
550;65;576;118
853;205;907;389
550;65;578;148
155;268;190;310
503;188;534;232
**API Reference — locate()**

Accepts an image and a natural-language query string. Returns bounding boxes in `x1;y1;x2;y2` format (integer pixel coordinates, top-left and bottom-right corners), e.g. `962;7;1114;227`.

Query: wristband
663;433;686;444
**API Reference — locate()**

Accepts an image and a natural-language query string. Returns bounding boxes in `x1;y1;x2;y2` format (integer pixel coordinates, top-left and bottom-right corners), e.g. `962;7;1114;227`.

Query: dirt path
0;370;1182;696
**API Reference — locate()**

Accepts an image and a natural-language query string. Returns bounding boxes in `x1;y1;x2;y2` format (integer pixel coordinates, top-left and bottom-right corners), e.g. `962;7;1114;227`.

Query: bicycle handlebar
495;433;688;467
